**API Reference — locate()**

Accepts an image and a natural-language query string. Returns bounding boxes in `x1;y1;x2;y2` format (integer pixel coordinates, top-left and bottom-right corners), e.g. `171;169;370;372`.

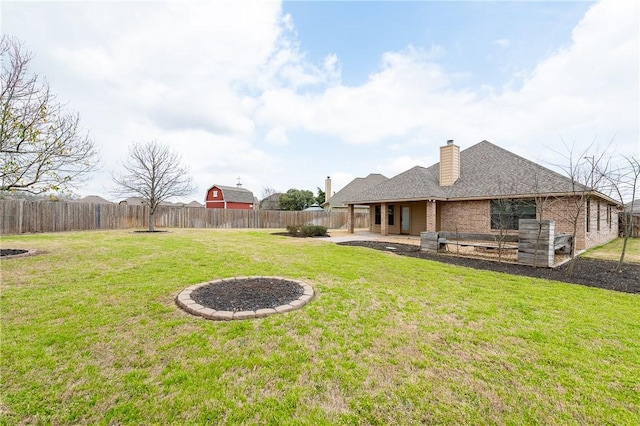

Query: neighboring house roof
209;185;255;204
119;197;146;205
346;140;615;204
260;193;282;210
76;195;112;204
625;199;640;213
186;200;203;207
324;174;389;208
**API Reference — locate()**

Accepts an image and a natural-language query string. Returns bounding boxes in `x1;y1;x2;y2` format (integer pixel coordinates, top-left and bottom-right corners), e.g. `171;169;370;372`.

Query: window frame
490;198;536;230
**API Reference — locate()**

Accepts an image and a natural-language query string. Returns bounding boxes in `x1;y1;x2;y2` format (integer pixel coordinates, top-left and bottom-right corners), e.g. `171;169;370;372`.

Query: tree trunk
148;212;155;232
566;219;579;277
617;235;629;272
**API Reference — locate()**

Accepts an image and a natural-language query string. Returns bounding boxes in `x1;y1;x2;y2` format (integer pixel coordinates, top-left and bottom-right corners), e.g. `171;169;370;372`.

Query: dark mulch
1;249;28;257
338;241;640;295
271;232;329;239
191;278;304;312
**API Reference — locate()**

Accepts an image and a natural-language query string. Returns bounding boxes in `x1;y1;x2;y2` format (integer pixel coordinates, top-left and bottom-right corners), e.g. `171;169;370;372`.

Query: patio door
401;206;410;234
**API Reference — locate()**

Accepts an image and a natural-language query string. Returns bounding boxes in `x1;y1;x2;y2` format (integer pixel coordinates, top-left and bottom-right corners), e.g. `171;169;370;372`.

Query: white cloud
257;0;637;168
2;0;636;202
493;39;510;48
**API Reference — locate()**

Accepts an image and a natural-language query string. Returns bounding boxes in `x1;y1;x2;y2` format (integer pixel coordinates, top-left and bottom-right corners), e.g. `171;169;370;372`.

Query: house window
607;205;612;229
374;205;381;225
597;201;601;231
490;199;536;230
586;199;591;232
213;190;218;197
388;205;395;226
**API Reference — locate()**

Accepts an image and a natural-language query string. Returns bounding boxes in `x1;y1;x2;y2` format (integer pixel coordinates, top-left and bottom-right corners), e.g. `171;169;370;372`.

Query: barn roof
209;185;256;204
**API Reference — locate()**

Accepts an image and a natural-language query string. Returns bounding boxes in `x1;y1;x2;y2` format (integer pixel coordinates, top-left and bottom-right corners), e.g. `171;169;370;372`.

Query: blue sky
284;1;591;88
1;0;638;203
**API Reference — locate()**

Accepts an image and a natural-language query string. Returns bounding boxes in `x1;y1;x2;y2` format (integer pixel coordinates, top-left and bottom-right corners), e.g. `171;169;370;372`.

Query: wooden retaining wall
517;219;555;267
0;200;369;234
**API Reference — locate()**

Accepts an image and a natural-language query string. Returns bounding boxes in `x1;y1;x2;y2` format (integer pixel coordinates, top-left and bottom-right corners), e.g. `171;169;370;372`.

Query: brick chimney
325;176;332;202
439;140;460;186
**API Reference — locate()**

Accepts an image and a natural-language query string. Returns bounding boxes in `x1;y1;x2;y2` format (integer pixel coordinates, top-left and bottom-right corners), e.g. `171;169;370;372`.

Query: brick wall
439;200;493;234
540;196;618;251
366;196;618;250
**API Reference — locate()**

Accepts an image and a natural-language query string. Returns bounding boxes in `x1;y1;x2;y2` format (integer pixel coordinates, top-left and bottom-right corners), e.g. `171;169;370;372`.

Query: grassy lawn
581;237;640;263
1;229;639;425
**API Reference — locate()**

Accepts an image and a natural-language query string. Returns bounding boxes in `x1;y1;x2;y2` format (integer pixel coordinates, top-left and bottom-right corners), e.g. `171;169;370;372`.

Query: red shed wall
226;202;253;210
206;201;226;209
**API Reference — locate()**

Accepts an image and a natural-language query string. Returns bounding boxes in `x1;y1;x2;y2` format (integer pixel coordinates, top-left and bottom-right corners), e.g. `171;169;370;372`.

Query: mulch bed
1;249;29;257
191;278;304;312
338;241;640;295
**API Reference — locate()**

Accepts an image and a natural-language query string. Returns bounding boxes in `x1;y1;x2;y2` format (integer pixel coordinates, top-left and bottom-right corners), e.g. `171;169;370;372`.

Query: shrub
300;225;327;237
286;224;302;236
286;224;327;237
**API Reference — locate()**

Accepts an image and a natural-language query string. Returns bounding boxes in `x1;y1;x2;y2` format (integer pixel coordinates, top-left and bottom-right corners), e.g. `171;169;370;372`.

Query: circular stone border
175;276;314;321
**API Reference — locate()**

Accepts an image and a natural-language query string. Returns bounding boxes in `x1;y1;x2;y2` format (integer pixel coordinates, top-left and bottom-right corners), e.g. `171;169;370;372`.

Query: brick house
205;185;256;210
344;140;620;251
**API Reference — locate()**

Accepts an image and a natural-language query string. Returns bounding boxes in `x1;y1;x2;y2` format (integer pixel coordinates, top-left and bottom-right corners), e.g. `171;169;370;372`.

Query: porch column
381;202;388;236
347;204;355;234
426;200;436;232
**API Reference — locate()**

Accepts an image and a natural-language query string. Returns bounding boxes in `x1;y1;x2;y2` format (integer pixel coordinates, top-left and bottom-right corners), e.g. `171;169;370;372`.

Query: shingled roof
324;173;388;209
346;140;605;204
211;185;256;204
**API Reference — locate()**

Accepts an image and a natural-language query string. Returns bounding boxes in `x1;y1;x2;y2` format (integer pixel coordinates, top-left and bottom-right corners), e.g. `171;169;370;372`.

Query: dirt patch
191;277;305;312
338;241;640;295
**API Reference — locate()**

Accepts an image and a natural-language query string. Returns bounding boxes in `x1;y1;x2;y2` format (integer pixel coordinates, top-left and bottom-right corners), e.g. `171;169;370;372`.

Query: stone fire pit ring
175;276;314;321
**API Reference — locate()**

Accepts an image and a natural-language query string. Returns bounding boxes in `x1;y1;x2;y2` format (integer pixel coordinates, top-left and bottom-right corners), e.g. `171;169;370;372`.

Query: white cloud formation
257;0;637;166
2;0;636;202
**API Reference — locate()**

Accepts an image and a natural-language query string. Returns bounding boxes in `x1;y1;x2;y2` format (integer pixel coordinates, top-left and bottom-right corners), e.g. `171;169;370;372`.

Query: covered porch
345;200;439;236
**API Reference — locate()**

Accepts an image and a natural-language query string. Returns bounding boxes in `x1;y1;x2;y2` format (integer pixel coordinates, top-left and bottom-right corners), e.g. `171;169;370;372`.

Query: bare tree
111;141;195;232
601;155;639;272
1;35;98;194
548;140;611;277
261;186;278;199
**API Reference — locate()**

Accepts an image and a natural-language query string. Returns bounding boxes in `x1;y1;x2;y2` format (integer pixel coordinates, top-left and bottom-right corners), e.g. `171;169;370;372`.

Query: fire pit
175;276;314;320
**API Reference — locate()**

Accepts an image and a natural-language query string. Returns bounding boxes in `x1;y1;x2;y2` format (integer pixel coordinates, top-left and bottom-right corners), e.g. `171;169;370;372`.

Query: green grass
1;229;639;425
581;237;640;263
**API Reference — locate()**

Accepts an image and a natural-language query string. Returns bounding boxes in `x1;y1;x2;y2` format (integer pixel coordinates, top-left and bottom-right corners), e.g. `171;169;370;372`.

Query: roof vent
447;139;454;145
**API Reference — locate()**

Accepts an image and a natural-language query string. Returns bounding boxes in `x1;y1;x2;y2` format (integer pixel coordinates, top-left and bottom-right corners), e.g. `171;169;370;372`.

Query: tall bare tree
600;154;639;271
111;141;195;232
1;35;98;194
549;140;611;276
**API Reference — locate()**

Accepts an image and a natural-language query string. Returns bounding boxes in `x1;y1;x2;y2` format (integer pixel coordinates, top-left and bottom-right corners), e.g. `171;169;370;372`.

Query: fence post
18;199;24;234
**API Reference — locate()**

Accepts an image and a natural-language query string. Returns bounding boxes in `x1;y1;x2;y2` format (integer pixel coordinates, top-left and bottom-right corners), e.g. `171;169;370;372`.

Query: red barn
205;185;256;210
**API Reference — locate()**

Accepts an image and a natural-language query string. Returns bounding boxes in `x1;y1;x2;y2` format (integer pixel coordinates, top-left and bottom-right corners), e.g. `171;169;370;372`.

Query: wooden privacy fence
0;200;369;235
620;213;640;237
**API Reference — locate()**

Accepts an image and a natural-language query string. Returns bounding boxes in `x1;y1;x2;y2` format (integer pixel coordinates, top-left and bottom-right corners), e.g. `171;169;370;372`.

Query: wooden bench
553;234;572;253
438;238;518;252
